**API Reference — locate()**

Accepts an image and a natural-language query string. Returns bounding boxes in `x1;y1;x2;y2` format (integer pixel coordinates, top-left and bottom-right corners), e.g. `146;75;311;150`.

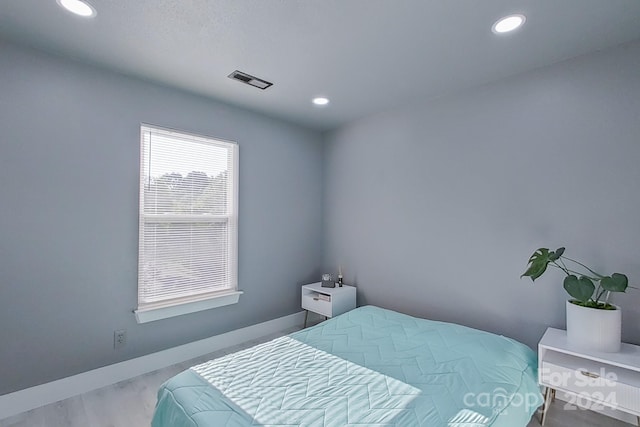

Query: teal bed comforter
152;306;542;426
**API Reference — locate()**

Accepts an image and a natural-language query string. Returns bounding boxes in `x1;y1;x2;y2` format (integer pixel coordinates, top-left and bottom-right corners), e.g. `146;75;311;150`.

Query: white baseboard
555;390;637;425
0;311;305;420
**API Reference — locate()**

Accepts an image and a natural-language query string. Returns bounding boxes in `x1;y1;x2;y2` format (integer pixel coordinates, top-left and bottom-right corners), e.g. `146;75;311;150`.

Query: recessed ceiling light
312;97;330;106
57;0;96;18
492;14;525;34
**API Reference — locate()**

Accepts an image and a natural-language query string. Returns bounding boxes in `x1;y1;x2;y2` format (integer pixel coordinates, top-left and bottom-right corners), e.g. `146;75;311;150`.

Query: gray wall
2;35;640;397
0;41;323;395
323;40;640;349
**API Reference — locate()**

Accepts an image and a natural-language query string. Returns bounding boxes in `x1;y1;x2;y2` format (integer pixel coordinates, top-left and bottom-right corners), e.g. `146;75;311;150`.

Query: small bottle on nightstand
337;274;343;287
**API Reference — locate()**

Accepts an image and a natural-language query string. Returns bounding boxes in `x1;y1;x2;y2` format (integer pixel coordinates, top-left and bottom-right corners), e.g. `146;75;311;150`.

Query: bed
152;306;542;426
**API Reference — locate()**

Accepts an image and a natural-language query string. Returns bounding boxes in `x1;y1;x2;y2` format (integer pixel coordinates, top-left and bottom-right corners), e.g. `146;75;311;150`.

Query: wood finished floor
0;324;631;427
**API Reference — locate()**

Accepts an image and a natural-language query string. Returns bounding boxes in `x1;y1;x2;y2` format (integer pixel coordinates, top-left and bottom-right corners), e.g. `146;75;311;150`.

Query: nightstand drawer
542;361;640;412
301;282;356;327
302;293;332;317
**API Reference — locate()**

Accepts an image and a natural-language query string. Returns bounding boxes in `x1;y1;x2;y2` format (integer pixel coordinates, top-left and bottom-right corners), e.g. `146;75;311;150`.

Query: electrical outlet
114;329;126;349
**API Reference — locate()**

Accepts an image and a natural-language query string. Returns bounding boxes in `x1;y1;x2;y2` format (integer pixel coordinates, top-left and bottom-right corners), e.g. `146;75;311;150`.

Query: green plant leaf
522;248;556;281
549;247;565;261
563;275;595;302
601;273;628;293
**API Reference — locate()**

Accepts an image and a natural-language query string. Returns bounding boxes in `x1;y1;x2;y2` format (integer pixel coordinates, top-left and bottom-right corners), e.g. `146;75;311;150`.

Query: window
135;125;239;323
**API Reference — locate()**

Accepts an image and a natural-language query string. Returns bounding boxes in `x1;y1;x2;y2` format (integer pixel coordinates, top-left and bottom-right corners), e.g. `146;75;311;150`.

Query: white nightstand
301;282;356;328
538;327;640;426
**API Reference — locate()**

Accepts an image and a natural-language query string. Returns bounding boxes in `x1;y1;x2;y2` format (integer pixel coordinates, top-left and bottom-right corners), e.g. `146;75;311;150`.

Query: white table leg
539;387;553;426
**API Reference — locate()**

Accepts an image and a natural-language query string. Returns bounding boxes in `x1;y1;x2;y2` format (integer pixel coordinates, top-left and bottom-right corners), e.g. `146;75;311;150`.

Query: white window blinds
137;125;238;312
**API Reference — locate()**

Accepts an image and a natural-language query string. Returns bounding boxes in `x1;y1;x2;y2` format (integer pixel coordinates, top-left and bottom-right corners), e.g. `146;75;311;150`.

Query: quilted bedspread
152;306;542;426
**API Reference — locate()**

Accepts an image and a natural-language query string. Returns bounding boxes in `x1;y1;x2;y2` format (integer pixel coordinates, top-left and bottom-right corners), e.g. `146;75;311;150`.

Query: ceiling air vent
228;70;273;90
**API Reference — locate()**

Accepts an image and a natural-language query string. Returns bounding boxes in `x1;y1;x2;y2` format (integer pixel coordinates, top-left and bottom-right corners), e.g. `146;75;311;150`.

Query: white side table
301;282;356;328
538;327;640;425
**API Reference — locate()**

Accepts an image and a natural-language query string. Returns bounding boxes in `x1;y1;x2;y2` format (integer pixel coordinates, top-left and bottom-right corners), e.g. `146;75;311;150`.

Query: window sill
134;291;243;324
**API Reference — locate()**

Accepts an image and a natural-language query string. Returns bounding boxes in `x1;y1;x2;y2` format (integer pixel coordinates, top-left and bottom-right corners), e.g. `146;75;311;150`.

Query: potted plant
522;247;629;352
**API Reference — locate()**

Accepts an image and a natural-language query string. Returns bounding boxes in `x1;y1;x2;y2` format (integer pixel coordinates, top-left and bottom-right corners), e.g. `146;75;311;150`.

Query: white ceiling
2;1;640;131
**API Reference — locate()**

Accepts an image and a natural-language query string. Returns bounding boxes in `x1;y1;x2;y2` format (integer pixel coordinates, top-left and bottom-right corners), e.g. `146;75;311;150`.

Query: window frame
135;124;240;323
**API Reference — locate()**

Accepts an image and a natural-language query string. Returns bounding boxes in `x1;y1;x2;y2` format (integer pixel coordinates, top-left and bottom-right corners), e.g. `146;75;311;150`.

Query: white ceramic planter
566;300;621;353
